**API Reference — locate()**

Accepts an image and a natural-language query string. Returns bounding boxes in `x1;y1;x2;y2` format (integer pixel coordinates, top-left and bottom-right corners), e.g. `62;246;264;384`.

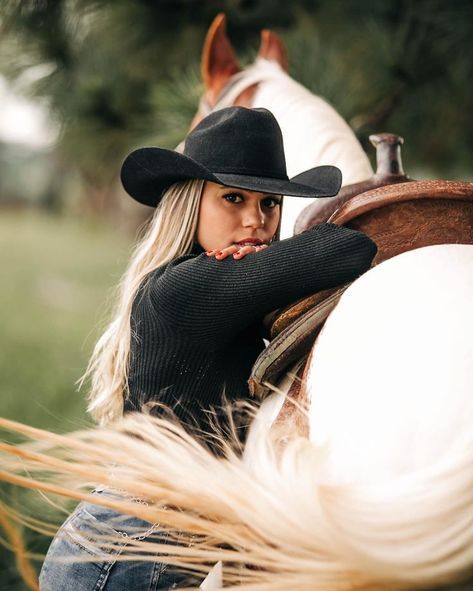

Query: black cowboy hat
121;107;342;207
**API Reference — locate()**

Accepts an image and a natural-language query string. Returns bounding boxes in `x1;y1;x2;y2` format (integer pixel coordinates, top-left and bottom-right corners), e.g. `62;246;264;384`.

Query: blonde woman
38;106;376;590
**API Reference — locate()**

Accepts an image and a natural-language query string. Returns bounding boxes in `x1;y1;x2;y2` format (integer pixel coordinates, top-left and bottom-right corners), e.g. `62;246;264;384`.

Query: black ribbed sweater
125;223;377;428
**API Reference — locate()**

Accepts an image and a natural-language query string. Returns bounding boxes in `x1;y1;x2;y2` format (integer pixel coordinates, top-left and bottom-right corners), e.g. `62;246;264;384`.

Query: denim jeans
39;489;192;590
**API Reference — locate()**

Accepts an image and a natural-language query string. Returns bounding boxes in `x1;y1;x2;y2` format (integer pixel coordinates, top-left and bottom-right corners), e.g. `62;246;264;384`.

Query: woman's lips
234;238;264;246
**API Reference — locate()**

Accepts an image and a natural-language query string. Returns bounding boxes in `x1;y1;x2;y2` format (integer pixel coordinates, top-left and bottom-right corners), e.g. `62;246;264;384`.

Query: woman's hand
206;244;268;260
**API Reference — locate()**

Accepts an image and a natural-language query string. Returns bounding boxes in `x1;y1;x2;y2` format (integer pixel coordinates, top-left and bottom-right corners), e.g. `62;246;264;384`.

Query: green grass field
0;210;132;589
0;210;132;431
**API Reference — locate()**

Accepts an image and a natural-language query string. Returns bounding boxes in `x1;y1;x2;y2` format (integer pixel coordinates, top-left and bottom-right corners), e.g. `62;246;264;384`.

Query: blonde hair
83;179;205;425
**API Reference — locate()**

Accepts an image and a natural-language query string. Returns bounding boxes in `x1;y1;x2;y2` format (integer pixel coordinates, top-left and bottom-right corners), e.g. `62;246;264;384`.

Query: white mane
213;58;374;237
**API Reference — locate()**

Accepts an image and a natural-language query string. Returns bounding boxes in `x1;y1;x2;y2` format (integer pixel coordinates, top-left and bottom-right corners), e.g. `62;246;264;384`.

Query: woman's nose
243;204;265;228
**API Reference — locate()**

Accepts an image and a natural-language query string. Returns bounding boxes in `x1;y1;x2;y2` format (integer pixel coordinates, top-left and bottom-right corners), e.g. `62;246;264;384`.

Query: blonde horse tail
0;503;40;591
2;411;473;591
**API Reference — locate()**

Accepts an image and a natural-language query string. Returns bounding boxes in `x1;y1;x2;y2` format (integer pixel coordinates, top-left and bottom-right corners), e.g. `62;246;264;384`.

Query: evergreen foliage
0;0;471;206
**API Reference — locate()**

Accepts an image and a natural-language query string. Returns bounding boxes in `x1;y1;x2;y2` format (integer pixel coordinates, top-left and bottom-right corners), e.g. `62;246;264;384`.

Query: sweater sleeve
148;223;376;341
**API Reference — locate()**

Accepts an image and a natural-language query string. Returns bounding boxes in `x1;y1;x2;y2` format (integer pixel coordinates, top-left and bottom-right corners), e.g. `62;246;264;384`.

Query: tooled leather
249;287;347;399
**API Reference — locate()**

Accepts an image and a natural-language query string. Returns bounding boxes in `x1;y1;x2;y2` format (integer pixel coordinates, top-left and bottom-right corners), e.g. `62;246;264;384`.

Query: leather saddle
249;179;473;422
249;285;348;399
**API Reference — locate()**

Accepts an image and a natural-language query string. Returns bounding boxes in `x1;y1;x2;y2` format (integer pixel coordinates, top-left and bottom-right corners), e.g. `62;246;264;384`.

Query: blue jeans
39;489;192;590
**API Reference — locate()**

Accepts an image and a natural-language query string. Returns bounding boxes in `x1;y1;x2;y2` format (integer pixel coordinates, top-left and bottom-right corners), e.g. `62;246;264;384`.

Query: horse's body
246;242;473;454
238;243;473;590
306;244;473;481
193;15;373;237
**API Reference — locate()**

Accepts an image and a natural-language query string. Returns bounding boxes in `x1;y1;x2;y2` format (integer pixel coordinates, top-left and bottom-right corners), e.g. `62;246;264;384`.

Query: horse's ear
257;29;289;72
201;13;241;103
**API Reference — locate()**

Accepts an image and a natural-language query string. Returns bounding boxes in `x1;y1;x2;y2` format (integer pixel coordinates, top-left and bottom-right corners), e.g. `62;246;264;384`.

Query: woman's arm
149;223;377;340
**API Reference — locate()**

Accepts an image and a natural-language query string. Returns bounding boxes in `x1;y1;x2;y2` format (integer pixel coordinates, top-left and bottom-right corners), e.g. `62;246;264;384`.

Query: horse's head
189;13;288;132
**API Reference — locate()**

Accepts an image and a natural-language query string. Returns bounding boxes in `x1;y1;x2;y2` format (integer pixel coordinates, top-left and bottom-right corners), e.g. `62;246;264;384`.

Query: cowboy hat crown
121;107;342;206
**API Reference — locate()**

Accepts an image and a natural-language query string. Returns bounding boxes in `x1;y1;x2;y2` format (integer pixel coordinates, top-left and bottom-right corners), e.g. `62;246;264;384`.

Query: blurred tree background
0;0;471;216
0;1;471;588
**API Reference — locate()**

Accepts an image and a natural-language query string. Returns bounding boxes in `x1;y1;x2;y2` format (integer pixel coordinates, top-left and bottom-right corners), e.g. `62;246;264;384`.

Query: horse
2;16;473;586
1;243;473;591
187;14;373;238
1;150;473;591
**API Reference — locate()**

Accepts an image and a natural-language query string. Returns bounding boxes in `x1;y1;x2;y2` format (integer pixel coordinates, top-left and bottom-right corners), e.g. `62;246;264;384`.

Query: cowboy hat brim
121;147;342;207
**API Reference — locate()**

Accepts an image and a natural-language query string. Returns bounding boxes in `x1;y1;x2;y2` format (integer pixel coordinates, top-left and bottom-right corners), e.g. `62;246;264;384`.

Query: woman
39;106;377;590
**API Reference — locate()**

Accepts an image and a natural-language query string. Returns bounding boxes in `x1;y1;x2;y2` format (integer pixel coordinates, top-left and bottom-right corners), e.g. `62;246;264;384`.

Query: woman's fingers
206;245;240;260
233;244;268;259
205;244;268;260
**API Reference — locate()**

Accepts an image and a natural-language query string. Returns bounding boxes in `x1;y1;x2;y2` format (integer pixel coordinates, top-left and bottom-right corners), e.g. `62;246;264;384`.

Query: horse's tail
1;412;473;591
0;503;39;591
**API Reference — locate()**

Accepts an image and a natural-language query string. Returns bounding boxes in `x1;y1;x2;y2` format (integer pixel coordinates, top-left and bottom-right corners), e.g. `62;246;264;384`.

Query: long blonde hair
83;179;205;425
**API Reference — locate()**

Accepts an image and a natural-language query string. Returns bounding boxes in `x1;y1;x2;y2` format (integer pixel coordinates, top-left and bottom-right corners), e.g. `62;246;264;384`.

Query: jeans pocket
39;506;128;591
40;493;179;591
60;505;128;557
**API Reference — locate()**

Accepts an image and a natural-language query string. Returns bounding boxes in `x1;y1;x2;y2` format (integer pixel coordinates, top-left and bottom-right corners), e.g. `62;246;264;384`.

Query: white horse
190;14;373;238
2;244;472;590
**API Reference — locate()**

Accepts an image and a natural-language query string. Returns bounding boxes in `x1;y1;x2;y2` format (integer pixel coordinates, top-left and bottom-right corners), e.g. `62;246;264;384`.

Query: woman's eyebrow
219;186;247;194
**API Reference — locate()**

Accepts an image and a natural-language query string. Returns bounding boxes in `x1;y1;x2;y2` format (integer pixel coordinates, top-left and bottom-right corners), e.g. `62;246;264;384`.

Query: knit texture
125;223;377;430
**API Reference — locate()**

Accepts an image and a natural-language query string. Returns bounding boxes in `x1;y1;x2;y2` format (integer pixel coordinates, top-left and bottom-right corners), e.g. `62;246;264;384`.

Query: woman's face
196;181;282;252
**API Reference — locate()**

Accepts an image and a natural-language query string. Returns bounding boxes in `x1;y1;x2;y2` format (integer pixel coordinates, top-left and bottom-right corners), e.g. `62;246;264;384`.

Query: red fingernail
216;251;222;256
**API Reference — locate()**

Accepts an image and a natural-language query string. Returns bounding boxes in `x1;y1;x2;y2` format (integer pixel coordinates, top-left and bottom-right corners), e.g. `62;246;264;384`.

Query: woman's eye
262;197;281;209
223;193;243;203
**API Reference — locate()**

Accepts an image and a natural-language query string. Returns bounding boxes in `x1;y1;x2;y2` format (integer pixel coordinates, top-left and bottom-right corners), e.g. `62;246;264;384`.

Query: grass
0;209;132;432
0;209;132;590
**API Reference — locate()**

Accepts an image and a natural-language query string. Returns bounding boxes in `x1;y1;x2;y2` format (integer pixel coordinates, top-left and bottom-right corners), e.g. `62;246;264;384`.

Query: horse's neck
215;60;374;237
226;60;372;237
211;65;271;110
250;60;373;184
214;59;373;184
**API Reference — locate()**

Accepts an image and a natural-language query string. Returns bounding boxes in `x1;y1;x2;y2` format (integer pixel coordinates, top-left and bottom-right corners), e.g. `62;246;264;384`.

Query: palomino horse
188;14;373;238
1;242;473;591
